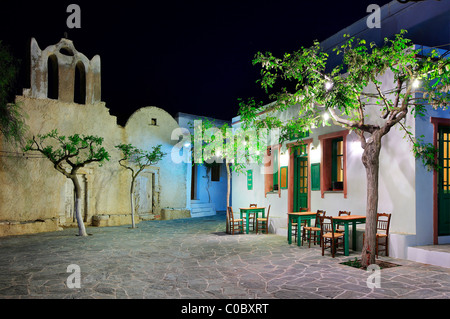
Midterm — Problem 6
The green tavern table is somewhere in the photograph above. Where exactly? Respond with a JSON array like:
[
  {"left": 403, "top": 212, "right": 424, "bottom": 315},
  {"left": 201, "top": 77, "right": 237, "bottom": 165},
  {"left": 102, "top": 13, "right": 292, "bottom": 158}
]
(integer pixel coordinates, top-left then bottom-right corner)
[
  {"left": 240, "top": 207, "right": 266, "bottom": 234},
  {"left": 287, "top": 212, "right": 317, "bottom": 246},
  {"left": 333, "top": 215, "right": 366, "bottom": 256}
]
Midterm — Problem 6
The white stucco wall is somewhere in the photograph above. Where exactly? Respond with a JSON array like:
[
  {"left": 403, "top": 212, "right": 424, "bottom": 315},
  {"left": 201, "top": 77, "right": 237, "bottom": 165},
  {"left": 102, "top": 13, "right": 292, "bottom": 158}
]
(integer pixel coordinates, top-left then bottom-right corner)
[
  {"left": 414, "top": 106, "right": 450, "bottom": 246},
  {"left": 125, "top": 107, "right": 188, "bottom": 210},
  {"left": 232, "top": 124, "right": 417, "bottom": 232}
]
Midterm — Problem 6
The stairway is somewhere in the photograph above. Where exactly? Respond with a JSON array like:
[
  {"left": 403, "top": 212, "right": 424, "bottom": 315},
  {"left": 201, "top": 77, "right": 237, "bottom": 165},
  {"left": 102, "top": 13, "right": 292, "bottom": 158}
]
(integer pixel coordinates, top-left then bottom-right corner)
[{"left": 190, "top": 200, "right": 216, "bottom": 218}]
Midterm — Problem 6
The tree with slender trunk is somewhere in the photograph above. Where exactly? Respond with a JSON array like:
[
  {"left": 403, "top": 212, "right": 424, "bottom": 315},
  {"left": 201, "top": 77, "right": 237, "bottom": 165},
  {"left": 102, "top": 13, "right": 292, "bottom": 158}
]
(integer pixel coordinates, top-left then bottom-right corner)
[
  {"left": 239, "top": 30, "right": 450, "bottom": 266},
  {"left": 191, "top": 117, "right": 266, "bottom": 233},
  {"left": 24, "top": 130, "right": 110, "bottom": 236},
  {"left": 116, "top": 144, "right": 166, "bottom": 229}
]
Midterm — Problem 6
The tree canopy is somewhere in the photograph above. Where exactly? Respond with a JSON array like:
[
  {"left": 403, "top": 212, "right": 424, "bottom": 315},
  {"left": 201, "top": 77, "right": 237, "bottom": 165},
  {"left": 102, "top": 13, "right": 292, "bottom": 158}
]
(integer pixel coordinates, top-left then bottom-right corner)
[
  {"left": 24, "top": 129, "right": 110, "bottom": 177},
  {"left": 116, "top": 143, "right": 166, "bottom": 176},
  {"left": 239, "top": 30, "right": 450, "bottom": 169},
  {"left": 0, "top": 41, "right": 26, "bottom": 145}
]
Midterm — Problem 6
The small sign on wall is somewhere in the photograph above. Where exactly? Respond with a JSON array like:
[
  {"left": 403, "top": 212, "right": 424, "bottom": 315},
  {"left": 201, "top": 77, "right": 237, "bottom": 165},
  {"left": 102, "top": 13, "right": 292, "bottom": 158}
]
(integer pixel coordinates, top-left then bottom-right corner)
[{"left": 247, "top": 170, "right": 253, "bottom": 190}]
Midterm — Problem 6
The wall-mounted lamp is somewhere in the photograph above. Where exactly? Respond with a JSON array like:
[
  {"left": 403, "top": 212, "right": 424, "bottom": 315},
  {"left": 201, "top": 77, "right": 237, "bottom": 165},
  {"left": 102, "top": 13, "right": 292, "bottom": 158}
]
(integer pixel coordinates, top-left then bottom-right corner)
[
  {"left": 310, "top": 141, "right": 321, "bottom": 163},
  {"left": 280, "top": 151, "right": 290, "bottom": 167}
]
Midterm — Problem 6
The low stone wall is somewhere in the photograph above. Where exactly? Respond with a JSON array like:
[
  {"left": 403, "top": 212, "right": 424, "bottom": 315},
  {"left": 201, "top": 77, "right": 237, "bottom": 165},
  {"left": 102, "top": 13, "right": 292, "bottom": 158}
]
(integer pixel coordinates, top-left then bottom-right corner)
[
  {"left": 160, "top": 209, "right": 191, "bottom": 220},
  {"left": 91, "top": 209, "right": 191, "bottom": 227},
  {"left": 0, "top": 219, "right": 62, "bottom": 237},
  {"left": 0, "top": 210, "right": 193, "bottom": 237},
  {"left": 92, "top": 214, "right": 140, "bottom": 227}
]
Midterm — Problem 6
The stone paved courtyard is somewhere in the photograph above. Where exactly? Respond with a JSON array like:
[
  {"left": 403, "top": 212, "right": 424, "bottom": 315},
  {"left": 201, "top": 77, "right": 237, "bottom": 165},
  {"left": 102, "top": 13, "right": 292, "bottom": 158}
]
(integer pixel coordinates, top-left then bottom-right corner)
[{"left": 0, "top": 212, "right": 449, "bottom": 299}]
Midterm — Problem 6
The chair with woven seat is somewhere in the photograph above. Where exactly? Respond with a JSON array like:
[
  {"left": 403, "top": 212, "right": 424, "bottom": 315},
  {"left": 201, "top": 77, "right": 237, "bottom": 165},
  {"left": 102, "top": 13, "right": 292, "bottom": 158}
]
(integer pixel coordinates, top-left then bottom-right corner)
[
  {"left": 362, "top": 213, "right": 392, "bottom": 257},
  {"left": 227, "top": 206, "right": 244, "bottom": 235},
  {"left": 320, "top": 216, "right": 345, "bottom": 258},
  {"left": 289, "top": 207, "right": 307, "bottom": 242},
  {"left": 256, "top": 205, "right": 271, "bottom": 234},
  {"left": 335, "top": 211, "right": 351, "bottom": 233},
  {"left": 302, "top": 210, "right": 326, "bottom": 247},
  {"left": 376, "top": 213, "right": 391, "bottom": 257},
  {"left": 242, "top": 203, "right": 257, "bottom": 231}
]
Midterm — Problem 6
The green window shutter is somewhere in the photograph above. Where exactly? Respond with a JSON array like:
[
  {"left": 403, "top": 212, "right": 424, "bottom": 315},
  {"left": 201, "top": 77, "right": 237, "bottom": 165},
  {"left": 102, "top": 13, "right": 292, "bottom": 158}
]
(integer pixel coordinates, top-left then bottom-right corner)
[
  {"left": 311, "top": 163, "right": 320, "bottom": 191},
  {"left": 280, "top": 166, "right": 288, "bottom": 189},
  {"left": 290, "top": 131, "right": 310, "bottom": 141},
  {"left": 273, "top": 149, "right": 279, "bottom": 190},
  {"left": 331, "top": 137, "right": 344, "bottom": 188}
]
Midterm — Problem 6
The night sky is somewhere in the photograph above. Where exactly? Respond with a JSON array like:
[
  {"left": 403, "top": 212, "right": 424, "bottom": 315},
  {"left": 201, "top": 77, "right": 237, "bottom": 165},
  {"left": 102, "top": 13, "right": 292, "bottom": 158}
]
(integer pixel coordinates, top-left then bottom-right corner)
[{"left": 1, "top": 0, "right": 393, "bottom": 126}]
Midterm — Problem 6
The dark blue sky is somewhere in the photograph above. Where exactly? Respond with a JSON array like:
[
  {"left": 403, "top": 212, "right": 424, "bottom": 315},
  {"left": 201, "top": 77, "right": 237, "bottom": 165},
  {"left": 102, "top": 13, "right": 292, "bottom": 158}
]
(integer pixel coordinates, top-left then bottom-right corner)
[{"left": 1, "top": 0, "right": 394, "bottom": 125}]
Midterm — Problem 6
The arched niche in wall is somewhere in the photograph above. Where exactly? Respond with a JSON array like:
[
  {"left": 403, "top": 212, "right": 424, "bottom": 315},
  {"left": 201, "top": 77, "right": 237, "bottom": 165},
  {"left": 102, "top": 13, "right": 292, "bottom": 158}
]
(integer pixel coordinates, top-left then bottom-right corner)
[
  {"left": 74, "top": 61, "right": 86, "bottom": 105},
  {"left": 47, "top": 55, "right": 59, "bottom": 100}
]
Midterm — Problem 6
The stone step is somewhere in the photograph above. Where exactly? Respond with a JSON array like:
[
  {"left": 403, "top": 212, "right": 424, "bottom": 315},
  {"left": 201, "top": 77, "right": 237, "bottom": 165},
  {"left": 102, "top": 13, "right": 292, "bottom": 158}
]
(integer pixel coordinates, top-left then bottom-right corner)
[
  {"left": 407, "top": 245, "right": 450, "bottom": 268},
  {"left": 190, "top": 201, "right": 216, "bottom": 218},
  {"left": 191, "top": 203, "right": 215, "bottom": 209},
  {"left": 191, "top": 211, "right": 216, "bottom": 218}
]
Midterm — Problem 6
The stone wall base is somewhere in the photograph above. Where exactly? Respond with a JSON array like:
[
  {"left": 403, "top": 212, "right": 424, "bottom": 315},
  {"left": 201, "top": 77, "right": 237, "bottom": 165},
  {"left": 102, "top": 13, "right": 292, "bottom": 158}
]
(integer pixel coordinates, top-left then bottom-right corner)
[
  {"left": 92, "top": 214, "right": 140, "bottom": 227},
  {"left": 0, "top": 219, "right": 62, "bottom": 237},
  {"left": 160, "top": 209, "right": 191, "bottom": 220},
  {"left": 0, "top": 209, "right": 193, "bottom": 237}
]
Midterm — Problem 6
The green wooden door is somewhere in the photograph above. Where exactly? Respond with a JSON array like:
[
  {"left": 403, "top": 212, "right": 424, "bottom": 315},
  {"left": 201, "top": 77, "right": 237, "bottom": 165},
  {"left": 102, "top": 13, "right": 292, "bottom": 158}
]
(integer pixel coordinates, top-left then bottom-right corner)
[
  {"left": 294, "top": 154, "right": 308, "bottom": 212},
  {"left": 438, "top": 127, "right": 450, "bottom": 236}
]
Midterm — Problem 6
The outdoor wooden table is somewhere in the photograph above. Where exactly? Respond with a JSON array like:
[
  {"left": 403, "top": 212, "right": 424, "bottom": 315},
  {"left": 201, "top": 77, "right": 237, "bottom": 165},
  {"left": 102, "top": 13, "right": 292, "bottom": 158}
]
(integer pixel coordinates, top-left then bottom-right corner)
[
  {"left": 240, "top": 207, "right": 266, "bottom": 234},
  {"left": 287, "top": 212, "right": 317, "bottom": 246},
  {"left": 333, "top": 215, "right": 366, "bottom": 256}
]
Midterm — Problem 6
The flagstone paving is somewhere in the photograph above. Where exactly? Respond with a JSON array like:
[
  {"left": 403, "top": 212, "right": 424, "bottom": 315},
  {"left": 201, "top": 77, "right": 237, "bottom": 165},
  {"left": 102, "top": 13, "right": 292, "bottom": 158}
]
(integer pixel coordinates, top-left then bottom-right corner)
[{"left": 0, "top": 212, "right": 449, "bottom": 299}]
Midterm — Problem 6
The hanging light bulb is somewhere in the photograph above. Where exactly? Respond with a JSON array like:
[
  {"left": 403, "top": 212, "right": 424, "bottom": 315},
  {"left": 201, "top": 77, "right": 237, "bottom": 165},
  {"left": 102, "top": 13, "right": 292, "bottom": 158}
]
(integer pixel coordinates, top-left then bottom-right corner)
[
  {"left": 413, "top": 78, "right": 421, "bottom": 88},
  {"left": 325, "top": 81, "right": 334, "bottom": 91}
]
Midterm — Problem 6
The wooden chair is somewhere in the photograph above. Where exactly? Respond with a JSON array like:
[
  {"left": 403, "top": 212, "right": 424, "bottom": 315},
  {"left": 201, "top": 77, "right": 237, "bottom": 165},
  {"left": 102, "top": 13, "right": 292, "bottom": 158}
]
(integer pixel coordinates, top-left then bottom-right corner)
[
  {"left": 256, "top": 205, "right": 271, "bottom": 234},
  {"left": 335, "top": 211, "right": 351, "bottom": 233},
  {"left": 289, "top": 207, "right": 307, "bottom": 242},
  {"left": 243, "top": 203, "right": 257, "bottom": 231},
  {"left": 320, "top": 216, "right": 345, "bottom": 258},
  {"left": 376, "top": 213, "right": 391, "bottom": 257},
  {"left": 302, "top": 210, "right": 326, "bottom": 247},
  {"left": 227, "top": 206, "right": 244, "bottom": 235},
  {"left": 362, "top": 213, "right": 392, "bottom": 257}
]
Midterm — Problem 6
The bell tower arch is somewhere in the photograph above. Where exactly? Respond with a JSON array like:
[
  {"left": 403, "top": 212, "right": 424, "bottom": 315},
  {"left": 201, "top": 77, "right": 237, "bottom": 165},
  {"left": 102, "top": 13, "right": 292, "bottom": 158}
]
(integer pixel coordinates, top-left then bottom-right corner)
[{"left": 27, "top": 37, "right": 101, "bottom": 105}]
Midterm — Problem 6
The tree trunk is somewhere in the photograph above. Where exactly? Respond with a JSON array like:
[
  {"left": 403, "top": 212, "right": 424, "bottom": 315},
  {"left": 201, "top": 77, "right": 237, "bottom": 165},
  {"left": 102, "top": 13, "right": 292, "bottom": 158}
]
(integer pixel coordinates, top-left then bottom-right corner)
[
  {"left": 361, "top": 134, "right": 382, "bottom": 267},
  {"left": 72, "top": 175, "right": 88, "bottom": 237},
  {"left": 204, "top": 168, "right": 212, "bottom": 203},
  {"left": 226, "top": 162, "right": 231, "bottom": 234},
  {"left": 130, "top": 176, "right": 137, "bottom": 229}
]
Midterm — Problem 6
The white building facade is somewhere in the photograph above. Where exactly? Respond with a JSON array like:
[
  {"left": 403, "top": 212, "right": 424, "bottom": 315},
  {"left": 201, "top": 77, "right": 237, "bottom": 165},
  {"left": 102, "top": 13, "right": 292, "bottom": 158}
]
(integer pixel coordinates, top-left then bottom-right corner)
[{"left": 231, "top": 0, "right": 450, "bottom": 265}]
